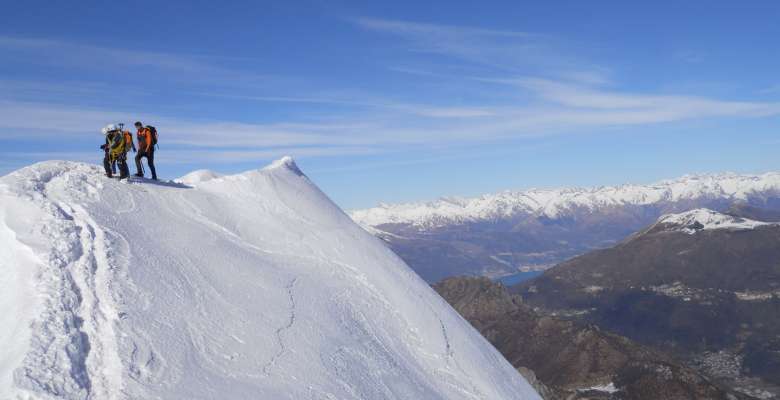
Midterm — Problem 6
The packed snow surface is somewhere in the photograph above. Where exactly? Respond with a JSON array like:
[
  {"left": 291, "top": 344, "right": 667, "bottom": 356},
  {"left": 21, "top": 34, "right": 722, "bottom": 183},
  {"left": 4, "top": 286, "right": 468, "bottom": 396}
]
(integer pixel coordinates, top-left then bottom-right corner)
[
  {"left": 176, "top": 169, "right": 223, "bottom": 185},
  {"left": 656, "top": 208, "right": 774, "bottom": 234},
  {"left": 350, "top": 172, "right": 780, "bottom": 228},
  {"left": 0, "top": 159, "right": 540, "bottom": 400}
]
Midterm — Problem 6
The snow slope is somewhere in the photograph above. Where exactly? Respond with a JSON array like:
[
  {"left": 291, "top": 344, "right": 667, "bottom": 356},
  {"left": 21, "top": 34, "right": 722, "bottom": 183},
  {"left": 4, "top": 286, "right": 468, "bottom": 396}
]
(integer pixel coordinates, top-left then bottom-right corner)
[
  {"left": 0, "top": 158, "right": 540, "bottom": 400},
  {"left": 350, "top": 172, "right": 780, "bottom": 228},
  {"left": 176, "top": 169, "right": 224, "bottom": 186},
  {"left": 656, "top": 208, "right": 775, "bottom": 234}
]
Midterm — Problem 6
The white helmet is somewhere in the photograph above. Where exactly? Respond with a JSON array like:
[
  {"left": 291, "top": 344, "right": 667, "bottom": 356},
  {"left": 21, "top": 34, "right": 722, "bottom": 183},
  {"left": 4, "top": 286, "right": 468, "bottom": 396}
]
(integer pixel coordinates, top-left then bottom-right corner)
[{"left": 102, "top": 123, "right": 118, "bottom": 135}]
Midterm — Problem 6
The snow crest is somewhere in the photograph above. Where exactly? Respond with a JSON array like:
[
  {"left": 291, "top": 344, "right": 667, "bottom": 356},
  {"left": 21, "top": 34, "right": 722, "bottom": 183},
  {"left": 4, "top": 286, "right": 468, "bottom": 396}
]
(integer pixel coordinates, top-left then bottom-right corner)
[
  {"left": 656, "top": 208, "right": 773, "bottom": 234},
  {"left": 350, "top": 172, "right": 780, "bottom": 228},
  {"left": 0, "top": 159, "right": 539, "bottom": 400},
  {"left": 176, "top": 169, "right": 223, "bottom": 185}
]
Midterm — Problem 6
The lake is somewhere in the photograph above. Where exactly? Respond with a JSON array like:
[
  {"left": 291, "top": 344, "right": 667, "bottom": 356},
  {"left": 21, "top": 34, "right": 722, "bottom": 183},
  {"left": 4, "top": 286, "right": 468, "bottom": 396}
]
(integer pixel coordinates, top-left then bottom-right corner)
[{"left": 496, "top": 270, "right": 544, "bottom": 286}]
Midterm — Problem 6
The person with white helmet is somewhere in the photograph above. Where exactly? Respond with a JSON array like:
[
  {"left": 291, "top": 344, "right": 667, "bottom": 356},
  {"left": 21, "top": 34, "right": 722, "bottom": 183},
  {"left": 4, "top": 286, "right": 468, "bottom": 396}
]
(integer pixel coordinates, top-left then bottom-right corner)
[
  {"left": 100, "top": 125, "right": 117, "bottom": 175},
  {"left": 100, "top": 123, "right": 131, "bottom": 179}
]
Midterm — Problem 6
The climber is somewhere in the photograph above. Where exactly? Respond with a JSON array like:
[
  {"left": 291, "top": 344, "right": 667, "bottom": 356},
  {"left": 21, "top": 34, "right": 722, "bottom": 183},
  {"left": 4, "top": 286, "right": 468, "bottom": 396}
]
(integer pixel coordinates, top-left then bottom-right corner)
[
  {"left": 133, "top": 121, "right": 158, "bottom": 180},
  {"left": 101, "top": 123, "right": 131, "bottom": 179}
]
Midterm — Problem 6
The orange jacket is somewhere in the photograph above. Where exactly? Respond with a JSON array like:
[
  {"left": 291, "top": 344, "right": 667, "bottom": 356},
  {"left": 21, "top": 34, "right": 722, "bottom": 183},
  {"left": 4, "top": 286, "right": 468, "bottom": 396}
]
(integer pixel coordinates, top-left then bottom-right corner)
[{"left": 137, "top": 127, "right": 153, "bottom": 152}]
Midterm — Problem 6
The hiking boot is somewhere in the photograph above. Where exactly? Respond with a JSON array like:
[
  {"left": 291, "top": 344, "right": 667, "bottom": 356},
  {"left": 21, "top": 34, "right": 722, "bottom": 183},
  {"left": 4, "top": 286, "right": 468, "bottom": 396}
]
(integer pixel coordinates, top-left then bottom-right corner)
[{"left": 134, "top": 173, "right": 144, "bottom": 177}]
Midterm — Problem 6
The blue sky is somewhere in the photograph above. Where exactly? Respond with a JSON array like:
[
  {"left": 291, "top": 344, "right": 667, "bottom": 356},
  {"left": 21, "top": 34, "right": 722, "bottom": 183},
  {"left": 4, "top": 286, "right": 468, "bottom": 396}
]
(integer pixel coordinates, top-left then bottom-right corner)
[{"left": 1, "top": 1, "right": 779, "bottom": 209}]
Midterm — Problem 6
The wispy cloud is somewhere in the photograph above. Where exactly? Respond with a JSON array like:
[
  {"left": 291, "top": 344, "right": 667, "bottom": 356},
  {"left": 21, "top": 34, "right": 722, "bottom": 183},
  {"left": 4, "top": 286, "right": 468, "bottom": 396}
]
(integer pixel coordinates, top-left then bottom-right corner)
[
  {"left": 0, "top": 100, "right": 137, "bottom": 136},
  {"left": 0, "top": 79, "right": 139, "bottom": 97},
  {"left": 504, "top": 78, "right": 780, "bottom": 118},
  {"left": 0, "top": 36, "right": 273, "bottom": 88},
  {"left": 188, "top": 91, "right": 498, "bottom": 119},
  {"left": 354, "top": 17, "right": 603, "bottom": 80},
  {"left": 155, "top": 147, "right": 380, "bottom": 165},
  {"left": 354, "top": 18, "right": 533, "bottom": 47},
  {"left": 0, "top": 36, "right": 199, "bottom": 71},
  {"left": 354, "top": 18, "right": 780, "bottom": 126},
  {"left": 3, "top": 77, "right": 780, "bottom": 155},
  {"left": 3, "top": 23, "right": 780, "bottom": 167},
  {"left": 355, "top": 18, "right": 540, "bottom": 72}
]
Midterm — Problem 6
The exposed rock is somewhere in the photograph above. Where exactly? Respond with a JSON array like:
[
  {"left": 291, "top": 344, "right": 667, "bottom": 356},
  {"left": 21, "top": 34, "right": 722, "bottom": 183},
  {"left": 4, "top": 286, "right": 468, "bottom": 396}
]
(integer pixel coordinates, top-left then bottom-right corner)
[
  {"left": 435, "top": 277, "right": 740, "bottom": 400},
  {"left": 518, "top": 367, "right": 560, "bottom": 400},
  {"left": 517, "top": 209, "right": 780, "bottom": 397}
]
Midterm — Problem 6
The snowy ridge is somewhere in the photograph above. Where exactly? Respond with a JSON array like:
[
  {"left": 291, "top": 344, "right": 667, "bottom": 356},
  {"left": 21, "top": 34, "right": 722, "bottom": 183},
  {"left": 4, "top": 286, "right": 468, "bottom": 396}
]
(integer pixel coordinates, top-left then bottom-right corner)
[
  {"left": 176, "top": 169, "right": 223, "bottom": 185},
  {"left": 656, "top": 208, "right": 774, "bottom": 234},
  {"left": 350, "top": 172, "right": 780, "bottom": 228},
  {"left": 0, "top": 159, "right": 539, "bottom": 399}
]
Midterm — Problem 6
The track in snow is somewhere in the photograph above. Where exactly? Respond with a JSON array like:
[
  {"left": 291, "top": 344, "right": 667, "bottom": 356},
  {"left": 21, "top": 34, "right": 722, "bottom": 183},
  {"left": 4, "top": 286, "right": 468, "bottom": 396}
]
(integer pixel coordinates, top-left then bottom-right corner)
[{"left": 7, "top": 166, "right": 124, "bottom": 399}]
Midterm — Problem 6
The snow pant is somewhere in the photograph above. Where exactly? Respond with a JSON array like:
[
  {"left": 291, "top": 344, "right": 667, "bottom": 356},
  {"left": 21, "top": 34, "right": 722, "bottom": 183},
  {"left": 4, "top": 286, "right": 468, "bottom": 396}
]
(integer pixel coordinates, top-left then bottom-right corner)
[
  {"left": 104, "top": 152, "right": 129, "bottom": 179},
  {"left": 135, "top": 149, "right": 157, "bottom": 179}
]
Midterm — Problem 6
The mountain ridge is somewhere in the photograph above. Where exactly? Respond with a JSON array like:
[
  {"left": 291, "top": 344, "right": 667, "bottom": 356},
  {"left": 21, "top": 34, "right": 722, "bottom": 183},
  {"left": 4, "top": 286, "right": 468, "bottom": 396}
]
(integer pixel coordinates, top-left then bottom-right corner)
[
  {"left": 349, "top": 171, "right": 780, "bottom": 283},
  {"left": 351, "top": 172, "right": 780, "bottom": 229},
  {"left": 0, "top": 159, "right": 540, "bottom": 399},
  {"left": 517, "top": 207, "right": 780, "bottom": 397},
  {"left": 650, "top": 208, "right": 776, "bottom": 235}
]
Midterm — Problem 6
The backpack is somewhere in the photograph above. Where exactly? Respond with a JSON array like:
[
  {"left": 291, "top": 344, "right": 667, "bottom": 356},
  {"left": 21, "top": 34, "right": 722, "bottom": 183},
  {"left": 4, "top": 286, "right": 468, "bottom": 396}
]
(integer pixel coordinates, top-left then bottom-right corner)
[
  {"left": 109, "top": 131, "right": 127, "bottom": 159},
  {"left": 146, "top": 125, "right": 159, "bottom": 146}
]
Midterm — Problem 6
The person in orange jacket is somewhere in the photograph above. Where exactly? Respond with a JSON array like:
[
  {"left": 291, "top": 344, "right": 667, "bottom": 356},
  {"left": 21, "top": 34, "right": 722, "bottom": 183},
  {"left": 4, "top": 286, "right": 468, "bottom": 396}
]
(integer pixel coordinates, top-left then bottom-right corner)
[{"left": 133, "top": 121, "right": 158, "bottom": 180}]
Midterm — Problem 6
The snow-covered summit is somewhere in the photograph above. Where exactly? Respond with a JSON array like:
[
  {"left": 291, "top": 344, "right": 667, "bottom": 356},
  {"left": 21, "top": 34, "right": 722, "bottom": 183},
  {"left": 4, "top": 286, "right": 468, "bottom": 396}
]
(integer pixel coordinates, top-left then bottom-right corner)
[
  {"left": 263, "top": 155, "right": 303, "bottom": 175},
  {"left": 350, "top": 172, "right": 780, "bottom": 228},
  {"left": 0, "top": 159, "right": 539, "bottom": 399},
  {"left": 655, "top": 208, "right": 774, "bottom": 234}
]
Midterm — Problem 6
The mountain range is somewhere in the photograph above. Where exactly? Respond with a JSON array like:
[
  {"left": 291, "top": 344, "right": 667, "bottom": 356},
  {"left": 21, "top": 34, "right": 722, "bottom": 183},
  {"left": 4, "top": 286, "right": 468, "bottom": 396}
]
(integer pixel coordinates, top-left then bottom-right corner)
[{"left": 351, "top": 172, "right": 780, "bottom": 282}]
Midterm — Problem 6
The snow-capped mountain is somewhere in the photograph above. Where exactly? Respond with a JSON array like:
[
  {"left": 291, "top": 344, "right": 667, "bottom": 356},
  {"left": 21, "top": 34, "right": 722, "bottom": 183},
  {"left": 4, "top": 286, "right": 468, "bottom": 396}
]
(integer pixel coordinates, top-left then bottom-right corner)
[
  {"left": 351, "top": 172, "right": 780, "bottom": 229},
  {"left": 518, "top": 208, "right": 780, "bottom": 397},
  {"left": 349, "top": 172, "right": 780, "bottom": 283},
  {"left": 654, "top": 208, "right": 775, "bottom": 234},
  {"left": 0, "top": 158, "right": 540, "bottom": 400}
]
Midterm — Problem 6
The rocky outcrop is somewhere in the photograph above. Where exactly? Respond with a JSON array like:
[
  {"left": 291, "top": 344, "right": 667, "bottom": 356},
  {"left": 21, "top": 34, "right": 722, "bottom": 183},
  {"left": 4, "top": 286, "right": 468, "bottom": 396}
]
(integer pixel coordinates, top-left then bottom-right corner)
[{"left": 518, "top": 210, "right": 780, "bottom": 392}]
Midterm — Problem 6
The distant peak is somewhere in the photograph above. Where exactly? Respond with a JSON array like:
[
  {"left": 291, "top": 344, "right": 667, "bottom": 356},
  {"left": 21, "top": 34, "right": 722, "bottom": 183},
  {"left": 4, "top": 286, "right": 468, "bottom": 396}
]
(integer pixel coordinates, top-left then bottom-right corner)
[
  {"left": 656, "top": 208, "right": 772, "bottom": 234},
  {"left": 263, "top": 156, "right": 304, "bottom": 176}
]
